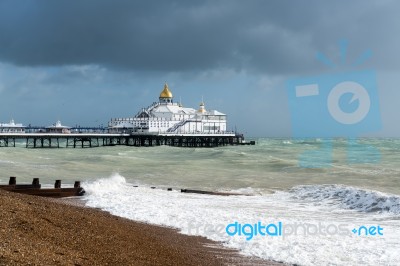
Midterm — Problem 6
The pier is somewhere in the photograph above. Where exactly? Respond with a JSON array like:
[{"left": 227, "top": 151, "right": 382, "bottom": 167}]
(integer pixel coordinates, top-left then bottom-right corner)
[
  {"left": 0, "top": 132, "right": 254, "bottom": 148},
  {"left": 0, "top": 84, "right": 257, "bottom": 148}
]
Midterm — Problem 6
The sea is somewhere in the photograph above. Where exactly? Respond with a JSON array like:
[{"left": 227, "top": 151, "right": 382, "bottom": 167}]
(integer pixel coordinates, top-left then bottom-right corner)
[{"left": 1, "top": 138, "right": 399, "bottom": 266}]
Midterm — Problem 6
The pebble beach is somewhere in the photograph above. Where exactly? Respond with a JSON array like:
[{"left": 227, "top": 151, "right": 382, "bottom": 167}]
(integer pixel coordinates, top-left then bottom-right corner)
[{"left": 0, "top": 189, "right": 279, "bottom": 266}]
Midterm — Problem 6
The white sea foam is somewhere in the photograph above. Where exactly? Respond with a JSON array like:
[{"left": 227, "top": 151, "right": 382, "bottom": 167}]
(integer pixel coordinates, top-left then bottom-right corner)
[
  {"left": 289, "top": 184, "right": 400, "bottom": 215},
  {"left": 223, "top": 187, "right": 267, "bottom": 195},
  {"left": 83, "top": 174, "right": 400, "bottom": 266},
  {"left": 0, "top": 159, "right": 15, "bottom": 164}
]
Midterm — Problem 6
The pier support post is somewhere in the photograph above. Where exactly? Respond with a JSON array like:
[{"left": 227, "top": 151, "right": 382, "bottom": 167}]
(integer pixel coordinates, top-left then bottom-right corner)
[
  {"left": 32, "top": 178, "right": 40, "bottom": 187},
  {"left": 55, "top": 180, "right": 61, "bottom": 188},
  {"left": 9, "top": 176, "right": 16, "bottom": 185}
]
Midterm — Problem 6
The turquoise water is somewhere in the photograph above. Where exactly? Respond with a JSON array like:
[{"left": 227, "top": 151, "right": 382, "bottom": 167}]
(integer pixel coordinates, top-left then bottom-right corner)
[{"left": 1, "top": 138, "right": 399, "bottom": 195}]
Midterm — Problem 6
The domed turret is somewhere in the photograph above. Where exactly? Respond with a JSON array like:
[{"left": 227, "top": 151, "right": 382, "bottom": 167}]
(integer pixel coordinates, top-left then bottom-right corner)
[
  {"left": 159, "top": 83, "right": 173, "bottom": 104},
  {"left": 198, "top": 101, "right": 206, "bottom": 113}
]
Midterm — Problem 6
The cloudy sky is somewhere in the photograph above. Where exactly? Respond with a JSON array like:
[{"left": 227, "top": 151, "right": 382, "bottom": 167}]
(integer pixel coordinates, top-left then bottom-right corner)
[{"left": 0, "top": 0, "right": 399, "bottom": 137}]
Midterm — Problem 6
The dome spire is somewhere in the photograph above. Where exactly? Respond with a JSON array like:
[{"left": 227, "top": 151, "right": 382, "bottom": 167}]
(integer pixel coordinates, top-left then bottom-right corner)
[
  {"left": 198, "top": 96, "right": 206, "bottom": 113},
  {"left": 160, "top": 82, "right": 173, "bottom": 98},
  {"left": 159, "top": 82, "right": 173, "bottom": 104}
]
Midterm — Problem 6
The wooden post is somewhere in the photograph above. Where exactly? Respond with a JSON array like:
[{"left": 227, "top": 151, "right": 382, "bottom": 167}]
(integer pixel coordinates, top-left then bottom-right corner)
[
  {"left": 55, "top": 180, "right": 61, "bottom": 188},
  {"left": 32, "top": 178, "right": 40, "bottom": 187},
  {"left": 74, "top": 181, "right": 81, "bottom": 188},
  {"left": 9, "top": 176, "right": 16, "bottom": 185}
]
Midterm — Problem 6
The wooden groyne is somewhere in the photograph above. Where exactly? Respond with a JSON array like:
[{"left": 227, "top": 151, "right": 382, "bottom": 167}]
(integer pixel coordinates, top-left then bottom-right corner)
[
  {"left": 180, "top": 189, "right": 247, "bottom": 196},
  {"left": 0, "top": 177, "right": 85, "bottom": 198},
  {"left": 133, "top": 186, "right": 251, "bottom": 196}
]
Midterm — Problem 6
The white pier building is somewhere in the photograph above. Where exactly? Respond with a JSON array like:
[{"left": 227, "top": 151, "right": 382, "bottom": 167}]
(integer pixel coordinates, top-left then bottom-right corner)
[
  {"left": 0, "top": 119, "right": 25, "bottom": 133},
  {"left": 46, "top": 120, "right": 71, "bottom": 134},
  {"left": 108, "top": 83, "right": 228, "bottom": 134}
]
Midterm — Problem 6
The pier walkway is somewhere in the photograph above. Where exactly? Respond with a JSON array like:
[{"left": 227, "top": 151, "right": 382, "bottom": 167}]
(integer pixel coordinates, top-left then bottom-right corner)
[{"left": 0, "top": 132, "right": 253, "bottom": 148}]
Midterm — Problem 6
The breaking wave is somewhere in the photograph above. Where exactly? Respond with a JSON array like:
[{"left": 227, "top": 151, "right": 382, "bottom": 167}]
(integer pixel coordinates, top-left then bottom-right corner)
[{"left": 289, "top": 184, "right": 400, "bottom": 215}]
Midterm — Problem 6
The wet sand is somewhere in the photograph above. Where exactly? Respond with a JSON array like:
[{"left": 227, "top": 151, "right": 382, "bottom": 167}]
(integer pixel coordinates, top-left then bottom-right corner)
[{"left": 0, "top": 190, "right": 282, "bottom": 265}]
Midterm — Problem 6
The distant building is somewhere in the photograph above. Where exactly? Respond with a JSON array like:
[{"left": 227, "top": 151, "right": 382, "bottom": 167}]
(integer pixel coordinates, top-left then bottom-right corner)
[
  {"left": 46, "top": 120, "right": 71, "bottom": 134},
  {"left": 108, "top": 83, "right": 228, "bottom": 134},
  {"left": 0, "top": 119, "right": 25, "bottom": 133}
]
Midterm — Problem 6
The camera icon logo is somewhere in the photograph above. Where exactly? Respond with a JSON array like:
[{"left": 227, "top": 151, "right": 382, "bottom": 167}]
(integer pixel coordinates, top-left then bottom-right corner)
[
  {"left": 286, "top": 41, "right": 382, "bottom": 167},
  {"left": 327, "top": 81, "right": 370, "bottom": 125},
  {"left": 287, "top": 70, "right": 381, "bottom": 138}
]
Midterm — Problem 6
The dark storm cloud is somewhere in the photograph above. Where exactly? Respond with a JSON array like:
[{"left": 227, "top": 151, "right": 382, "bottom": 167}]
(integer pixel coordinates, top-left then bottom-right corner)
[{"left": 0, "top": 0, "right": 399, "bottom": 74}]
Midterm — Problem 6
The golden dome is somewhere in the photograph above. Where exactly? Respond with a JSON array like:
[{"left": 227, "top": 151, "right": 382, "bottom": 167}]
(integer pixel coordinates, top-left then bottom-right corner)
[{"left": 159, "top": 83, "right": 173, "bottom": 98}]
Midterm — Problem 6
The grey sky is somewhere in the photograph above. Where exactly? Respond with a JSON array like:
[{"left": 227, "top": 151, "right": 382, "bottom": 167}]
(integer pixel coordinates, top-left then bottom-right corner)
[{"left": 0, "top": 0, "right": 399, "bottom": 137}]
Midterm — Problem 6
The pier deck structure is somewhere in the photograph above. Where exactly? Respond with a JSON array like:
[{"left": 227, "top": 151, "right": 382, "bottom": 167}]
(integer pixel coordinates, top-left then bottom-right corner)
[
  {"left": 0, "top": 84, "right": 256, "bottom": 148},
  {"left": 0, "top": 132, "right": 252, "bottom": 148}
]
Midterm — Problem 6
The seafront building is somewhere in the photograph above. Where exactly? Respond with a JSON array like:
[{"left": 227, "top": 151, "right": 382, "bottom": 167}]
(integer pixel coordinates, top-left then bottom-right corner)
[
  {"left": 45, "top": 120, "right": 71, "bottom": 134},
  {"left": 108, "top": 83, "right": 229, "bottom": 134},
  {"left": 0, "top": 119, "right": 25, "bottom": 133}
]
